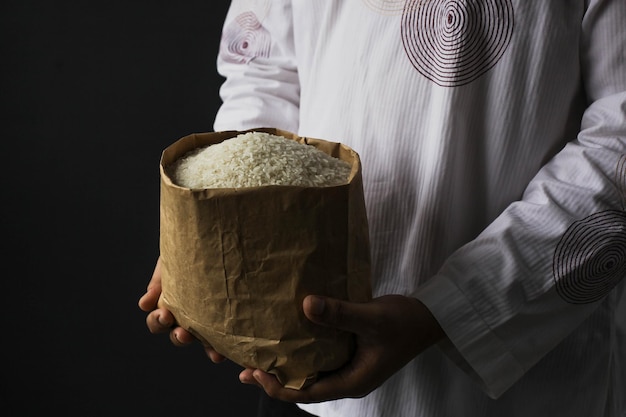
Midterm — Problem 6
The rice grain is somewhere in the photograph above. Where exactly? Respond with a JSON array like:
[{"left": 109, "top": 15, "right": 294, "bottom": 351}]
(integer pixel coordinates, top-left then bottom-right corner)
[{"left": 169, "top": 131, "right": 352, "bottom": 189}]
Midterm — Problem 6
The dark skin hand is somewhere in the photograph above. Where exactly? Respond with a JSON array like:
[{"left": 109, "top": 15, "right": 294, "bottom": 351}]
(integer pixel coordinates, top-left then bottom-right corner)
[
  {"left": 239, "top": 294, "right": 446, "bottom": 402},
  {"left": 138, "top": 258, "right": 226, "bottom": 363},
  {"left": 139, "top": 257, "right": 446, "bottom": 403}
]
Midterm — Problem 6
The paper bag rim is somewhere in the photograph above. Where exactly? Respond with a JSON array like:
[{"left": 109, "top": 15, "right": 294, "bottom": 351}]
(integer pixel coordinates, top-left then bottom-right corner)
[{"left": 159, "top": 127, "right": 362, "bottom": 193}]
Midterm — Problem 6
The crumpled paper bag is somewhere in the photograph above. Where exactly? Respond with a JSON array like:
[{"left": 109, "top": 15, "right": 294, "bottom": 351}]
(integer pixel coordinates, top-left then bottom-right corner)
[{"left": 158, "top": 128, "right": 372, "bottom": 389}]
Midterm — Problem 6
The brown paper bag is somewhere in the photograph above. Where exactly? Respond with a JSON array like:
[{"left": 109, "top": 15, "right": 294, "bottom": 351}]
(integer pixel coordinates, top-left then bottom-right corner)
[{"left": 158, "top": 128, "right": 372, "bottom": 389}]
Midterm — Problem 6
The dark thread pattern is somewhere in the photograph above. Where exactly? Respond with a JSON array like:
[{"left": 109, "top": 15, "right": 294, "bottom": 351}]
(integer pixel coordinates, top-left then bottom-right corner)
[
  {"left": 553, "top": 210, "right": 626, "bottom": 304},
  {"left": 401, "top": 0, "right": 514, "bottom": 86},
  {"left": 220, "top": 12, "right": 271, "bottom": 64}
]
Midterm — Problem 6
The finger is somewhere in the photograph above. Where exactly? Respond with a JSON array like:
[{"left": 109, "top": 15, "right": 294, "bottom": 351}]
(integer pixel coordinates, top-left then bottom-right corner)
[
  {"left": 302, "top": 295, "right": 379, "bottom": 336},
  {"left": 294, "top": 362, "right": 374, "bottom": 402},
  {"left": 138, "top": 288, "right": 159, "bottom": 312},
  {"left": 252, "top": 370, "right": 301, "bottom": 400},
  {"left": 138, "top": 258, "right": 163, "bottom": 311},
  {"left": 239, "top": 368, "right": 262, "bottom": 387},
  {"left": 204, "top": 346, "right": 227, "bottom": 363},
  {"left": 169, "top": 326, "right": 195, "bottom": 347},
  {"left": 251, "top": 369, "right": 355, "bottom": 404},
  {"left": 145, "top": 308, "right": 176, "bottom": 334}
]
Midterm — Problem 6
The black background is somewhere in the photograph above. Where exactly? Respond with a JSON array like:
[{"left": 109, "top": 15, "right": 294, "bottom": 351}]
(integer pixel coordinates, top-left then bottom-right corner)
[{"left": 1, "top": 1, "right": 260, "bottom": 415}]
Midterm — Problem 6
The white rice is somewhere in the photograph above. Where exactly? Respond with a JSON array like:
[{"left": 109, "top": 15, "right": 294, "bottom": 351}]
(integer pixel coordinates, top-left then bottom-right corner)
[{"left": 169, "top": 131, "right": 352, "bottom": 189}]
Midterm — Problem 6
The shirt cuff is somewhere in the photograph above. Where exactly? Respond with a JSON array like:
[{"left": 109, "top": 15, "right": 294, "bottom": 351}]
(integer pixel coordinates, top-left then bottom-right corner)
[{"left": 413, "top": 274, "right": 526, "bottom": 399}]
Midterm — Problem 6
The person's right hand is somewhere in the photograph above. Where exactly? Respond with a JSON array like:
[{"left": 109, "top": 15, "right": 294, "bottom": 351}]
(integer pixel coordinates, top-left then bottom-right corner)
[
  {"left": 239, "top": 294, "right": 445, "bottom": 403},
  {"left": 138, "top": 257, "right": 227, "bottom": 363}
]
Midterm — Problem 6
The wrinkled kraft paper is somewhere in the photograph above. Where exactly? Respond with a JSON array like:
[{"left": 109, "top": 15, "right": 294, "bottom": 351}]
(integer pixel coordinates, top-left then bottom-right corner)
[{"left": 158, "top": 128, "right": 372, "bottom": 389}]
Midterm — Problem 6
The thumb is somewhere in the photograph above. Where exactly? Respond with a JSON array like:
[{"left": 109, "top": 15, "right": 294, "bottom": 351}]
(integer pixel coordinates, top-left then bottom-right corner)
[{"left": 303, "top": 295, "right": 375, "bottom": 334}]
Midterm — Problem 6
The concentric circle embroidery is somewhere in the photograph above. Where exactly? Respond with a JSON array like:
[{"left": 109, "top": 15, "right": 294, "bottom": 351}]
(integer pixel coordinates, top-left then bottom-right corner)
[
  {"left": 362, "top": 0, "right": 406, "bottom": 15},
  {"left": 401, "top": 0, "right": 514, "bottom": 86},
  {"left": 220, "top": 11, "right": 271, "bottom": 64},
  {"left": 553, "top": 210, "right": 626, "bottom": 304}
]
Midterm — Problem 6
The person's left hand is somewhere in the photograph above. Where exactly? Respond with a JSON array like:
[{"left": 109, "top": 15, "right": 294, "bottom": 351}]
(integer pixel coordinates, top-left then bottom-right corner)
[
  {"left": 239, "top": 294, "right": 445, "bottom": 403},
  {"left": 138, "top": 257, "right": 227, "bottom": 363}
]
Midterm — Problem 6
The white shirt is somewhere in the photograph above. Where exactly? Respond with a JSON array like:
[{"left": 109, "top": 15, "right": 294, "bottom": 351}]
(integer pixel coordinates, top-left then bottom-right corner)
[{"left": 214, "top": 1, "right": 626, "bottom": 416}]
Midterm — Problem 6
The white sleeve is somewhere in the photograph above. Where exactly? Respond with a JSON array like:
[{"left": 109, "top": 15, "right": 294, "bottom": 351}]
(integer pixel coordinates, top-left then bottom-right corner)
[
  {"left": 213, "top": 0, "right": 300, "bottom": 133},
  {"left": 414, "top": 0, "right": 626, "bottom": 399}
]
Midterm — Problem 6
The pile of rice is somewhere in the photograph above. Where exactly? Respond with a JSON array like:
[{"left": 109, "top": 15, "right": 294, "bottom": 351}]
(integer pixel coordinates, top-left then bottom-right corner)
[{"left": 169, "top": 131, "right": 352, "bottom": 189}]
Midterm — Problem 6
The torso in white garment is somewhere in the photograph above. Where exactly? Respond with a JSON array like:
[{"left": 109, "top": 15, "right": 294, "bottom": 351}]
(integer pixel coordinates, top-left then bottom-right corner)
[{"left": 214, "top": 1, "right": 626, "bottom": 416}]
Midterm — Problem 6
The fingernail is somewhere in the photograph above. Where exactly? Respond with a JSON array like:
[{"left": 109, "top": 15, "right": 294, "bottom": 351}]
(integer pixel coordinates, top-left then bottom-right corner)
[
  {"left": 157, "top": 314, "right": 172, "bottom": 327},
  {"left": 310, "top": 296, "right": 326, "bottom": 315}
]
